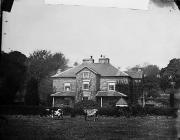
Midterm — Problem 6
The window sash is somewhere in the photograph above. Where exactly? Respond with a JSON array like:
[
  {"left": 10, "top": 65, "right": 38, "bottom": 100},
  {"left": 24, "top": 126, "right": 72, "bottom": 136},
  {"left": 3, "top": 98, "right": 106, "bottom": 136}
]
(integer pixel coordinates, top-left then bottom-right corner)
[
  {"left": 83, "top": 81, "right": 89, "bottom": 90},
  {"left": 108, "top": 82, "right": 115, "bottom": 91}
]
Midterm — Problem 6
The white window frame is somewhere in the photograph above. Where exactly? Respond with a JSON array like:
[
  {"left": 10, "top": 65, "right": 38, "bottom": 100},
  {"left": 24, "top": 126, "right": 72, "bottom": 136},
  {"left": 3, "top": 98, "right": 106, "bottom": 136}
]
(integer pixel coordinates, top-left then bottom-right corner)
[
  {"left": 64, "top": 83, "right": 71, "bottom": 91},
  {"left": 108, "top": 82, "right": 116, "bottom": 91},
  {"left": 83, "top": 71, "right": 90, "bottom": 79},
  {"left": 82, "top": 81, "right": 90, "bottom": 90}
]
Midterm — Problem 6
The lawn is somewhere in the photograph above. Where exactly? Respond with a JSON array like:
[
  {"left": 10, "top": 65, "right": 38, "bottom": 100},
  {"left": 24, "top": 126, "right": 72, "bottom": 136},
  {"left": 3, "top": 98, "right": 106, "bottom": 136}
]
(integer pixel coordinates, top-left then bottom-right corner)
[{"left": 0, "top": 115, "right": 178, "bottom": 140}]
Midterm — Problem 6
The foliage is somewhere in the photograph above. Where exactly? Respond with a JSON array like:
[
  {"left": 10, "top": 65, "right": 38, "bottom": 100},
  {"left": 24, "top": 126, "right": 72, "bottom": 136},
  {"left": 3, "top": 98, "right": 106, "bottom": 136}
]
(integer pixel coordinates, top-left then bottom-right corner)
[
  {"left": 160, "top": 75, "right": 171, "bottom": 93},
  {"left": 96, "top": 106, "right": 177, "bottom": 117},
  {"left": 127, "top": 64, "right": 160, "bottom": 98},
  {"left": 0, "top": 51, "right": 27, "bottom": 105},
  {"left": 73, "top": 62, "right": 79, "bottom": 66},
  {"left": 25, "top": 78, "right": 39, "bottom": 105},
  {"left": 115, "top": 80, "right": 135, "bottom": 104},
  {"left": 26, "top": 50, "right": 68, "bottom": 105},
  {"left": 28, "top": 50, "right": 68, "bottom": 82},
  {"left": 161, "top": 58, "right": 180, "bottom": 89},
  {"left": 74, "top": 100, "right": 100, "bottom": 109},
  {"left": 97, "top": 107, "right": 120, "bottom": 116}
]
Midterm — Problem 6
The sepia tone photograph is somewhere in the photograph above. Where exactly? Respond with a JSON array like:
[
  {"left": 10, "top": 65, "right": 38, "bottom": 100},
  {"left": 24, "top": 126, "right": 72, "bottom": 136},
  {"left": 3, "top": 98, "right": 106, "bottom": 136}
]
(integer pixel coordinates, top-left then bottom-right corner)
[{"left": 1, "top": 0, "right": 180, "bottom": 139}]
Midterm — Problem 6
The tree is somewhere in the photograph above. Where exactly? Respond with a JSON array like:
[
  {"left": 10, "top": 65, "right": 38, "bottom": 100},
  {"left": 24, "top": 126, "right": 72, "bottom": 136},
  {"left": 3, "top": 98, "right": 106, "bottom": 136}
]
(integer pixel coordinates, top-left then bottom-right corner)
[
  {"left": 161, "top": 58, "right": 180, "bottom": 89},
  {"left": 28, "top": 50, "right": 68, "bottom": 82},
  {"left": 160, "top": 58, "right": 180, "bottom": 108},
  {"left": 142, "top": 65, "right": 160, "bottom": 98},
  {"left": 25, "top": 77, "right": 39, "bottom": 105},
  {"left": 159, "top": 75, "right": 170, "bottom": 93},
  {"left": 73, "top": 62, "right": 79, "bottom": 67},
  {"left": 0, "top": 51, "right": 27, "bottom": 104},
  {"left": 127, "top": 64, "right": 160, "bottom": 98},
  {"left": 27, "top": 50, "right": 68, "bottom": 105}
]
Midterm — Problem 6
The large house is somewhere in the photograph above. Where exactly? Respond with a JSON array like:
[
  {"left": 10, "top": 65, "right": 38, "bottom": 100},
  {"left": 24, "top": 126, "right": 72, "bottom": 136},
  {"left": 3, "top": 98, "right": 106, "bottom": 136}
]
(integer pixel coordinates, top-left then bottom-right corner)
[{"left": 51, "top": 56, "right": 142, "bottom": 108}]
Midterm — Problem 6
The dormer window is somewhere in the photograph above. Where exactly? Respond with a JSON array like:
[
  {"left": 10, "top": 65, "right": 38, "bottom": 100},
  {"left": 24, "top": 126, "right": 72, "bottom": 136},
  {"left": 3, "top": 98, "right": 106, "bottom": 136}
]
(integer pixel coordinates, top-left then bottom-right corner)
[
  {"left": 83, "top": 71, "right": 90, "bottom": 79},
  {"left": 108, "top": 82, "right": 115, "bottom": 91},
  {"left": 64, "top": 83, "right": 71, "bottom": 91}
]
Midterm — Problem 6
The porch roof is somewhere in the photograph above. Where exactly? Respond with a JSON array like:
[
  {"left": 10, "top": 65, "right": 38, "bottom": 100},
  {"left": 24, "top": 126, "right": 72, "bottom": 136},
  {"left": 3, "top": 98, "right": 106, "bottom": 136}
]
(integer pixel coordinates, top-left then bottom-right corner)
[
  {"left": 96, "top": 91, "right": 127, "bottom": 97},
  {"left": 51, "top": 91, "right": 76, "bottom": 97}
]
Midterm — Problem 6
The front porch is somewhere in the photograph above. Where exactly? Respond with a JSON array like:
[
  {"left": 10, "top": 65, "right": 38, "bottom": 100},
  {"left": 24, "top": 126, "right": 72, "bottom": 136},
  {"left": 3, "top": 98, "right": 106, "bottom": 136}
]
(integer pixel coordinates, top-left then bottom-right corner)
[
  {"left": 51, "top": 91, "right": 76, "bottom": 107},
  {"left": 96, "top": 91, "right": 128, "bottom": 108}
]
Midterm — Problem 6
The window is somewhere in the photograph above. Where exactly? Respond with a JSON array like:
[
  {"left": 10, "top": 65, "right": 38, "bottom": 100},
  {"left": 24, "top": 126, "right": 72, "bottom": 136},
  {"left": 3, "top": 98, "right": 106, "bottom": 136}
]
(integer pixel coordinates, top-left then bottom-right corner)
[
  {"left": 108, "top": 82, "right": 115, "bottom": 91},
  {"left": 64, "top": 83, "right": 71, "bottom": 91},
  {"left": 82, "top": 81, "right": 89, "bottom": 90},
  {"left": 83, "top": 71, "right": 90, "bottom": 78}
]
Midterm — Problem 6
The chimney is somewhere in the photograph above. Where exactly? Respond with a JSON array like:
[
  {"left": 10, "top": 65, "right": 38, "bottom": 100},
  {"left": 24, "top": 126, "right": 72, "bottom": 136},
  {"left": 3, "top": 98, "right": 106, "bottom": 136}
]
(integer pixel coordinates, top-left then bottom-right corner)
[
  {"left": 82, "top": 56, "right": 94, "bottom": 64},
  {"left": 99, "top": 55, "right": 110, "bottom": 64}
]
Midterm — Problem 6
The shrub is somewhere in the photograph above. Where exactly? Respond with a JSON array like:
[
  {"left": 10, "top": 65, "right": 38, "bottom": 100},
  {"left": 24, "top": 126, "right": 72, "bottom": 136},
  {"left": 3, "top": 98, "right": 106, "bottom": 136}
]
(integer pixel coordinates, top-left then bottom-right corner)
[
  {"left": 74, "top": 100, "right": 99, "bottom": 109},
  {"left": 97, "top": 107, "right": 119, "bottom": 116}
]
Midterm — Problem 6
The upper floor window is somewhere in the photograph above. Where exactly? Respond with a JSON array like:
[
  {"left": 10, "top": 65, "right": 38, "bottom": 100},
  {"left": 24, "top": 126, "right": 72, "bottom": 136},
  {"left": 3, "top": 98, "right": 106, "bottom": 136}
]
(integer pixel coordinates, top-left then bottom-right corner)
[
  {"left": 82, "top": 81, "right": 90, "bottom": 90},
  {"left": 64, "top": 83, "right": 71, "bottom": 91},
  {"left": 83, "top": 71, "right": 90, "bottom": 79},
  {"left": 108, "top": 82, "right": 115, "bottom": 91}
]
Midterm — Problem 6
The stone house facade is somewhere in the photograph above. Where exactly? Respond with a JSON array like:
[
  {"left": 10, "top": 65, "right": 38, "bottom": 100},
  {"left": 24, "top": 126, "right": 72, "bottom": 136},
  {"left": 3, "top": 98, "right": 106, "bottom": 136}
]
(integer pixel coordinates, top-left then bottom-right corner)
[{"left": 51, "top": 56, "right": 142, "bottom": 108}]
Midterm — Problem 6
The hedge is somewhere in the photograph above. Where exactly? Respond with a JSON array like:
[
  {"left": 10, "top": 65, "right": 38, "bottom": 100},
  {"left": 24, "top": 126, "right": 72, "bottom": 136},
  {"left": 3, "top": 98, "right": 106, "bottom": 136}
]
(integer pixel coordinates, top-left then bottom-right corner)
[
  {"left": 0, "top": 105, "right": 178, "bottom": 117},
  {"left": 0, "top": 105, "right": 73, "bottom": 116}
]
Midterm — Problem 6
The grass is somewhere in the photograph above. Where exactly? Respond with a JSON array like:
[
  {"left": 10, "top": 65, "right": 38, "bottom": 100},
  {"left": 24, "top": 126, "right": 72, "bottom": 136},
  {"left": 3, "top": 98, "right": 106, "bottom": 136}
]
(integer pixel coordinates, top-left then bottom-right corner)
[{"left": 0, "top": 115, "right": 178, "bottom": 140}]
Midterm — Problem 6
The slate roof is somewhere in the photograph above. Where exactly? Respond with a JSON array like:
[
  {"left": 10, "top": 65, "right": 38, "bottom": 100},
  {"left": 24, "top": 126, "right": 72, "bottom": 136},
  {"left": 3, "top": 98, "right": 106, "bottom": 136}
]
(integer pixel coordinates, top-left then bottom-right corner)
[
  {"left": 52, "top": 63, "right": 129, "bottom": 78},
  {"left": 125, "top": 71, "right": 143, "bottom": 79},
  {"left": 51, "top": 91, "right": 76, "bottom": 97},
  {"left": 96, "top": 91, "right": 127, "bottom": 97}
]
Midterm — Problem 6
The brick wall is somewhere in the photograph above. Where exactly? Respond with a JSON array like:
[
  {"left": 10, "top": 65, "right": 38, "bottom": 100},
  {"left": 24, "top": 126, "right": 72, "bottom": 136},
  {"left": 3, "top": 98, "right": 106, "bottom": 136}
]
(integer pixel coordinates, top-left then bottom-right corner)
[{"left": 76, "top": 68, "right": 99, "bottom": 102}]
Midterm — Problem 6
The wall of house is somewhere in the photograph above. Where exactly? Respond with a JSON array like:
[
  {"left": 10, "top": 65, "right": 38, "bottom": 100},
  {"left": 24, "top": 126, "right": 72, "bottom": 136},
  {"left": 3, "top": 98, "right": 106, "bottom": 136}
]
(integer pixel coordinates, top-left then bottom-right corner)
[
  {"left": 76, "top": 68, "right": 99, "bottom": 102},
  {"left": 52, "top": 78, "right": 76, "bottom": 92},
  {"left": 100, "top": 77, "right": 130, "bottom": 91}
]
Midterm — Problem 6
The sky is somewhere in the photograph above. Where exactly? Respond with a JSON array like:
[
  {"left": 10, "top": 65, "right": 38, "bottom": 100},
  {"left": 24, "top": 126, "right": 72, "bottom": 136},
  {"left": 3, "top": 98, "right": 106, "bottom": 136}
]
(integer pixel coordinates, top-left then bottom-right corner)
[{"left": 2, "top": 0, "right": 180, "bottom": 70}]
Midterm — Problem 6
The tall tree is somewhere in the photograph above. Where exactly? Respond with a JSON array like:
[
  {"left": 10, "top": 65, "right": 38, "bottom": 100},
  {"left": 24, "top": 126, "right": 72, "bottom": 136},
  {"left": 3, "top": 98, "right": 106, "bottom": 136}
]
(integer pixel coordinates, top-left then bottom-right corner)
[
  {"left": 161, "top": 58, "right": 180, "bottom": 89},
  {"left": 28, "top": 50, "right": 68, "bottom": 82},
  {"left": 160, "top": 58, "right": 180, "bottom": 108},
  {"left": 26, "top": 50, "right": 68, "bottom": 105},
  {"left": 0, "top": 51, "right": 27, "bottom": 104},
  {"left": 127, "top": 64, "right": 160, "bottom": 98}
]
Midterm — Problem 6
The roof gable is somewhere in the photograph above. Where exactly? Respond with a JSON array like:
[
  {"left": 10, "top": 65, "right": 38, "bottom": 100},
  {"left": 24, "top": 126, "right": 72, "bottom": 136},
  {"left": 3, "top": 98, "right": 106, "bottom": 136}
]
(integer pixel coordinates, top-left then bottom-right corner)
[{"left": 75, "top": 67, "right": 98, "bottom": 75}]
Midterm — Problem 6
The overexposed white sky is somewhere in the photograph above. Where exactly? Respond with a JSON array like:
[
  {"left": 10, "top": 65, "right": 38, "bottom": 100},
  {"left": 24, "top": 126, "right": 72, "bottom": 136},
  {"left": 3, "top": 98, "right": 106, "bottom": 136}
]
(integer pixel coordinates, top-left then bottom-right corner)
[{"left": 2, "top": 0, "right": 180, "bottom": 70}]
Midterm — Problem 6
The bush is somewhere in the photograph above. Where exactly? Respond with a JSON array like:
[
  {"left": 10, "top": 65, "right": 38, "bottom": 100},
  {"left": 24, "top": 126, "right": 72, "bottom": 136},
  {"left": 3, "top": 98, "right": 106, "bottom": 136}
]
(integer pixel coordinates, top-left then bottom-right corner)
[
  {"left": 97, "top": 107, "right": 120, "bottom": 117},
  {"left": 74, "top": 100, "right": 99, "bottom": 109}
]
